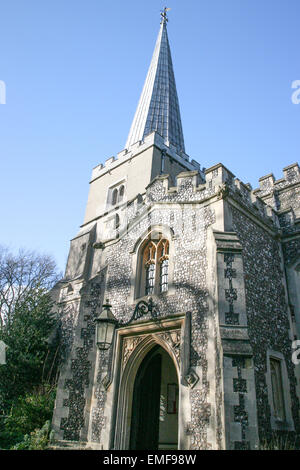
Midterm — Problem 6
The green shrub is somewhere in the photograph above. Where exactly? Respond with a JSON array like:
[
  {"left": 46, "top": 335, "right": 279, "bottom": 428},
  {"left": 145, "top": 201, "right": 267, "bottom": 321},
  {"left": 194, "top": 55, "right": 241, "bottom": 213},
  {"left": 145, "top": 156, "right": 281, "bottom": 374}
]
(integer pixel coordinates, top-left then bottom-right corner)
[
  {"left": 12, "top": 421, "right": 51, "bottom": 450},
  {"left": 0, "top": 386, "right": 56, "bottom": 449}
]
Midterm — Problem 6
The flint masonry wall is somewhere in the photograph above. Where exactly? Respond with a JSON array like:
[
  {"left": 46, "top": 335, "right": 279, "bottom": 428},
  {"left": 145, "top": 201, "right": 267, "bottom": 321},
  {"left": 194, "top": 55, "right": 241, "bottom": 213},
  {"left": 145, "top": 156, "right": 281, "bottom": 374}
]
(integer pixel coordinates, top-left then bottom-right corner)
[
  {"left": 52, "top": 170, "right": 219, "bottom": 449},
  {"left": 231, "top": 207, "right": 299, "bottom": 439},
  {"left": 253, "top": 162, "right": 300, "bottom": 233},
  {"left": 94, "top": 174, "right": 217, "bottom": 450},
  {"left": 52, "top": 160, "right": 300, "bottom": 449}
]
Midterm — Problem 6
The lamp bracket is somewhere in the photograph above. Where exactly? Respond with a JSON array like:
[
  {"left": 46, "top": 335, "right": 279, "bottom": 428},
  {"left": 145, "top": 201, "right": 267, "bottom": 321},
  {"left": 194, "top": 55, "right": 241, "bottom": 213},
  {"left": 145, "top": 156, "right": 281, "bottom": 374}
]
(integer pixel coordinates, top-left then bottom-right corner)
[{"left": 119, "top": 298, "right": 159, "bottom": 327}]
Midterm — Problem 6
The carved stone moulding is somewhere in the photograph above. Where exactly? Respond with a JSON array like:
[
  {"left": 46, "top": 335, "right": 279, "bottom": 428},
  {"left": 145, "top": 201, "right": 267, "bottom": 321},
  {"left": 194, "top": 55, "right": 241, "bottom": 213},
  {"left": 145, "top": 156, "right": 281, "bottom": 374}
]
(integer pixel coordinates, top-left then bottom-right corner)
[
  {"left": 119, "top": 314, "right": 185, "bottom": 373},
  {"left": 121, "top": 328, "right": 182, "bottom": 371},
  {"left": 184, "top": 369, "right": 199, "bottom": 389}
]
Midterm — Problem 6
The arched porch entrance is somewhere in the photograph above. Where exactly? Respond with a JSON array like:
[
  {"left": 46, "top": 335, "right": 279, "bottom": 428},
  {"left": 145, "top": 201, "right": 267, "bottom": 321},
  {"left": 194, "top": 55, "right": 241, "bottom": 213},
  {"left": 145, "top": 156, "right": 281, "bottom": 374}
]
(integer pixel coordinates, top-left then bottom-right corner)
[
  {"left": 129, "top": 345, "right": 178, "bottom": 450},
  {"left": 114, "top": 333, "right": 180, "bottom": 450}
]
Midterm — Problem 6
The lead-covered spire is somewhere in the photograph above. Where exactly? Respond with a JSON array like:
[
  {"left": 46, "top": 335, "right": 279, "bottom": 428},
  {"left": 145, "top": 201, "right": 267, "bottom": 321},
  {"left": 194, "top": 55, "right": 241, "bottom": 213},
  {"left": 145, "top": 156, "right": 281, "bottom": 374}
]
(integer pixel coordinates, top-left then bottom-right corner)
[{"left": 125, "top": 9, "right": 185, "bottom": 153}]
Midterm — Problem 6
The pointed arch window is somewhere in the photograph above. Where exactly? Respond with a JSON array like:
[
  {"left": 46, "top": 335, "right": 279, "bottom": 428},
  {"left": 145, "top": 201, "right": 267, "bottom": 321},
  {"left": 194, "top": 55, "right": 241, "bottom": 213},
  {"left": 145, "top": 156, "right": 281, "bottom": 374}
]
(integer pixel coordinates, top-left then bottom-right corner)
[{"left": 141, "top": 237, "right": 169, "bottom": 296}]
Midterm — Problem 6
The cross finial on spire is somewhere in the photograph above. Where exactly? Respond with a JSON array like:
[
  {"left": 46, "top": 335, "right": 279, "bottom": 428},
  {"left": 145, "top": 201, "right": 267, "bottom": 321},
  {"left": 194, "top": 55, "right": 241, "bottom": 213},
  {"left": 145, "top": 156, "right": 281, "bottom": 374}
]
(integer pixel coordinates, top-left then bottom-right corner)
[
  {"left": 125, "top": 6, "right": 185, "bottom": 153},
  {"left": 160, "top": 6, "right": 171, "bottom": 24}
]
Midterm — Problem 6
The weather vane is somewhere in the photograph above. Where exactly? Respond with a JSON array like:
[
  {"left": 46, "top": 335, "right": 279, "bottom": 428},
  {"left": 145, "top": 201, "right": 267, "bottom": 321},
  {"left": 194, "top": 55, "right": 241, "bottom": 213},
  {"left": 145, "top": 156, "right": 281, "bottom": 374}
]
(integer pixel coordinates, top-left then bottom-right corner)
[{"left": 160, "top": 6, "right": 171, "bottom": 24}]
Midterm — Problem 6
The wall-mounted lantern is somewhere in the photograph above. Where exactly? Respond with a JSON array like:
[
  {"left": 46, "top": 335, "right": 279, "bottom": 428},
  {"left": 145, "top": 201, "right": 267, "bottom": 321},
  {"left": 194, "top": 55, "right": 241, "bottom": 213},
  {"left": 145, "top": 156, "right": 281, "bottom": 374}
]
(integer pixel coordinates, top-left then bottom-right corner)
[
  {"left": 94, "top": 297, "right": 159, "bottom": 389},
  {"left": 95, "top": 299, "right": 118, "bottom": 350},
  {"left": 95, "top": 298, "right": 197, "bottom": 390}
]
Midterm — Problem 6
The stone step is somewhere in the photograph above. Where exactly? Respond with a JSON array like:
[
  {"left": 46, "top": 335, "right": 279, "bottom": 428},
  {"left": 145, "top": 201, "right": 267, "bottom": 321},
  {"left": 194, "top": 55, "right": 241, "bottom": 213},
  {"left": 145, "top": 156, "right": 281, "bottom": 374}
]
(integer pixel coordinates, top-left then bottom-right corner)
[{"left": 48, "top": 440, "right": 92, "bottom": 450}]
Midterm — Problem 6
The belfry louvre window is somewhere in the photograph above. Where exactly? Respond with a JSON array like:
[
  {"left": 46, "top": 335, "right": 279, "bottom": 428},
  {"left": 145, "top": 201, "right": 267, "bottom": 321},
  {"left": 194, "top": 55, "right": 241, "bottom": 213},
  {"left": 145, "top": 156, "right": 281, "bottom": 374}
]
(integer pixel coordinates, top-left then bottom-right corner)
[
  {"left": 270, "top": 358, "right": 286, "bottom": 421},
  {"left": 142, "top": 238, "right": 169, "bottom": 296},
  {"left": 112, "top": 188, "right": 118, "bottom": 206},
  {"left": 118, "top": 185, "right": 125, "bottom": 203},
  {"left": 107, "top": 182, "right": 126, "bottom": 208}
]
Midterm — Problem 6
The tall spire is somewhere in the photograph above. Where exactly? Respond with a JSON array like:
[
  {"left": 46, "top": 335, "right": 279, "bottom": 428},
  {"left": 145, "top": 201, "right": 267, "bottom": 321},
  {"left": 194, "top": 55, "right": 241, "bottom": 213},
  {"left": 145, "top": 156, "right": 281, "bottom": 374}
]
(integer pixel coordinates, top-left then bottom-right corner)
[{"left": 125, "top": 8, "right": 185, "bottom": 153}]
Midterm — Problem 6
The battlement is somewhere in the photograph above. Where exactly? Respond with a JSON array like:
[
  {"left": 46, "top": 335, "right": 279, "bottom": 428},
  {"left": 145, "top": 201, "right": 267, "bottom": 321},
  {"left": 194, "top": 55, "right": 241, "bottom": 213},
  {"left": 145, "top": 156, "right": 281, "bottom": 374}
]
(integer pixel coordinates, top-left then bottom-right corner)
[
  {"left": 90, "top": 131, "right": 204, "bottom": 183},
  {"left": 251, "top": 163, "right": 300, "bottom": 232},
  {"left": 254, "top": 163, "right": 300, "bottom": 196},
  {"left": 142, "top": 163, "right": 280, "bottom": 231},
  {"left": 85, "top": 160, "right": 299, "bottom": 235}
]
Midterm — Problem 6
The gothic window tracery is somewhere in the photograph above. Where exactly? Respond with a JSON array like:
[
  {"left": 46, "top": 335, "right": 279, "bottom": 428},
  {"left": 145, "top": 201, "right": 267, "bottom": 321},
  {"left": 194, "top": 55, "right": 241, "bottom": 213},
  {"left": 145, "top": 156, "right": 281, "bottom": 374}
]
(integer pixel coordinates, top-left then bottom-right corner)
[{"left": 141, "top": 237, "right": 169, "bottom": 296}]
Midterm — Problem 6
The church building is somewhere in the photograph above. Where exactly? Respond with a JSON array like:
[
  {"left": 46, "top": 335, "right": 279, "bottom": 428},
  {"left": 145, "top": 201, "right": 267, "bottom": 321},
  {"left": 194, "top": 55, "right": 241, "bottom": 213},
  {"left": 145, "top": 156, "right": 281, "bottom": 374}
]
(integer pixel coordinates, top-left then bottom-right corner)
[{"left": 51, "top": 10, "right": 300, "bottom": 450}]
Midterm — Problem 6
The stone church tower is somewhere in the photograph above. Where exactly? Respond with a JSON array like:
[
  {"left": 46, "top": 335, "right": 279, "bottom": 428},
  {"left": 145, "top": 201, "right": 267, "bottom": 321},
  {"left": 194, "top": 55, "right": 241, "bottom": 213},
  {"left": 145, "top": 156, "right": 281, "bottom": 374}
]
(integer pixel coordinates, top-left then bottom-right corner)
[{"left": 51, "top": 10, "right": 300, "bottom": 450}]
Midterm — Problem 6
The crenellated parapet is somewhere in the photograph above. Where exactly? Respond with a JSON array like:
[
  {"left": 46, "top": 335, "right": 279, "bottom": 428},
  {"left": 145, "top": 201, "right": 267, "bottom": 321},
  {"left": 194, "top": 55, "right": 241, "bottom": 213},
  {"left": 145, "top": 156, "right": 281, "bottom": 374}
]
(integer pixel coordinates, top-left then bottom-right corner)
[
  {"left": 254, "top": 163, "right": 300, "bottom": 196},
  {"left": 142, "top": 163, "right": 278, "bottom": 231},
  {"left": 254, "top": 163, "right": 300, "bottom": 198},
  {"left": 78, "top": 162, "right": 299, "bottom": 261},
  {"left": 90, "top": 131, "right": 204, "bottom": 183},
  {"left": 253, "top": 163, "right": 300, "bottom": 232}
]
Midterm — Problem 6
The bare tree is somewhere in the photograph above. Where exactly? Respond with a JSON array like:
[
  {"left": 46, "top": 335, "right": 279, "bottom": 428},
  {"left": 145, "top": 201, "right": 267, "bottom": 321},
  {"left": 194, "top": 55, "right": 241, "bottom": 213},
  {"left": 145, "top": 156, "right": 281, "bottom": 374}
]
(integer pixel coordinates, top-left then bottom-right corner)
[{"left": 0, "top": 246, "right": 61, "bottom": 328}]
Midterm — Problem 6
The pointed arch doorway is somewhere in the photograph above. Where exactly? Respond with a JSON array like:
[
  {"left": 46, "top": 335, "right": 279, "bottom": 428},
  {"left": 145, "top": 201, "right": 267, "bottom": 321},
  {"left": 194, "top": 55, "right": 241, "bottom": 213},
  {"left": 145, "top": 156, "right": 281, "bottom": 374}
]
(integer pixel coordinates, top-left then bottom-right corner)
[{"left": 129, "top": 345, "right": 179, "bottom": 450}]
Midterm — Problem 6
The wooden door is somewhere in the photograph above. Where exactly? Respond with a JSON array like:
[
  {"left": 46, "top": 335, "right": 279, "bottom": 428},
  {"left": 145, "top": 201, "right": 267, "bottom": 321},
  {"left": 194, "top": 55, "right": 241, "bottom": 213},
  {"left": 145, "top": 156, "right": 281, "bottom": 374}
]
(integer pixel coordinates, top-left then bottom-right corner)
[{"left": 129, "top": 347, "right": 162, "bottom": 450}]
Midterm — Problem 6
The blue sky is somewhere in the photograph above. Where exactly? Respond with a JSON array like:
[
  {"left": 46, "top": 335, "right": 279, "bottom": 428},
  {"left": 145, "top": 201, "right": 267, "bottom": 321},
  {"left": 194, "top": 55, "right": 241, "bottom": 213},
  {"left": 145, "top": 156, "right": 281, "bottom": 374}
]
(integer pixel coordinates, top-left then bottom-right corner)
[{"left": 0, "top": 0, "right": 299, "bottom": 273}]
